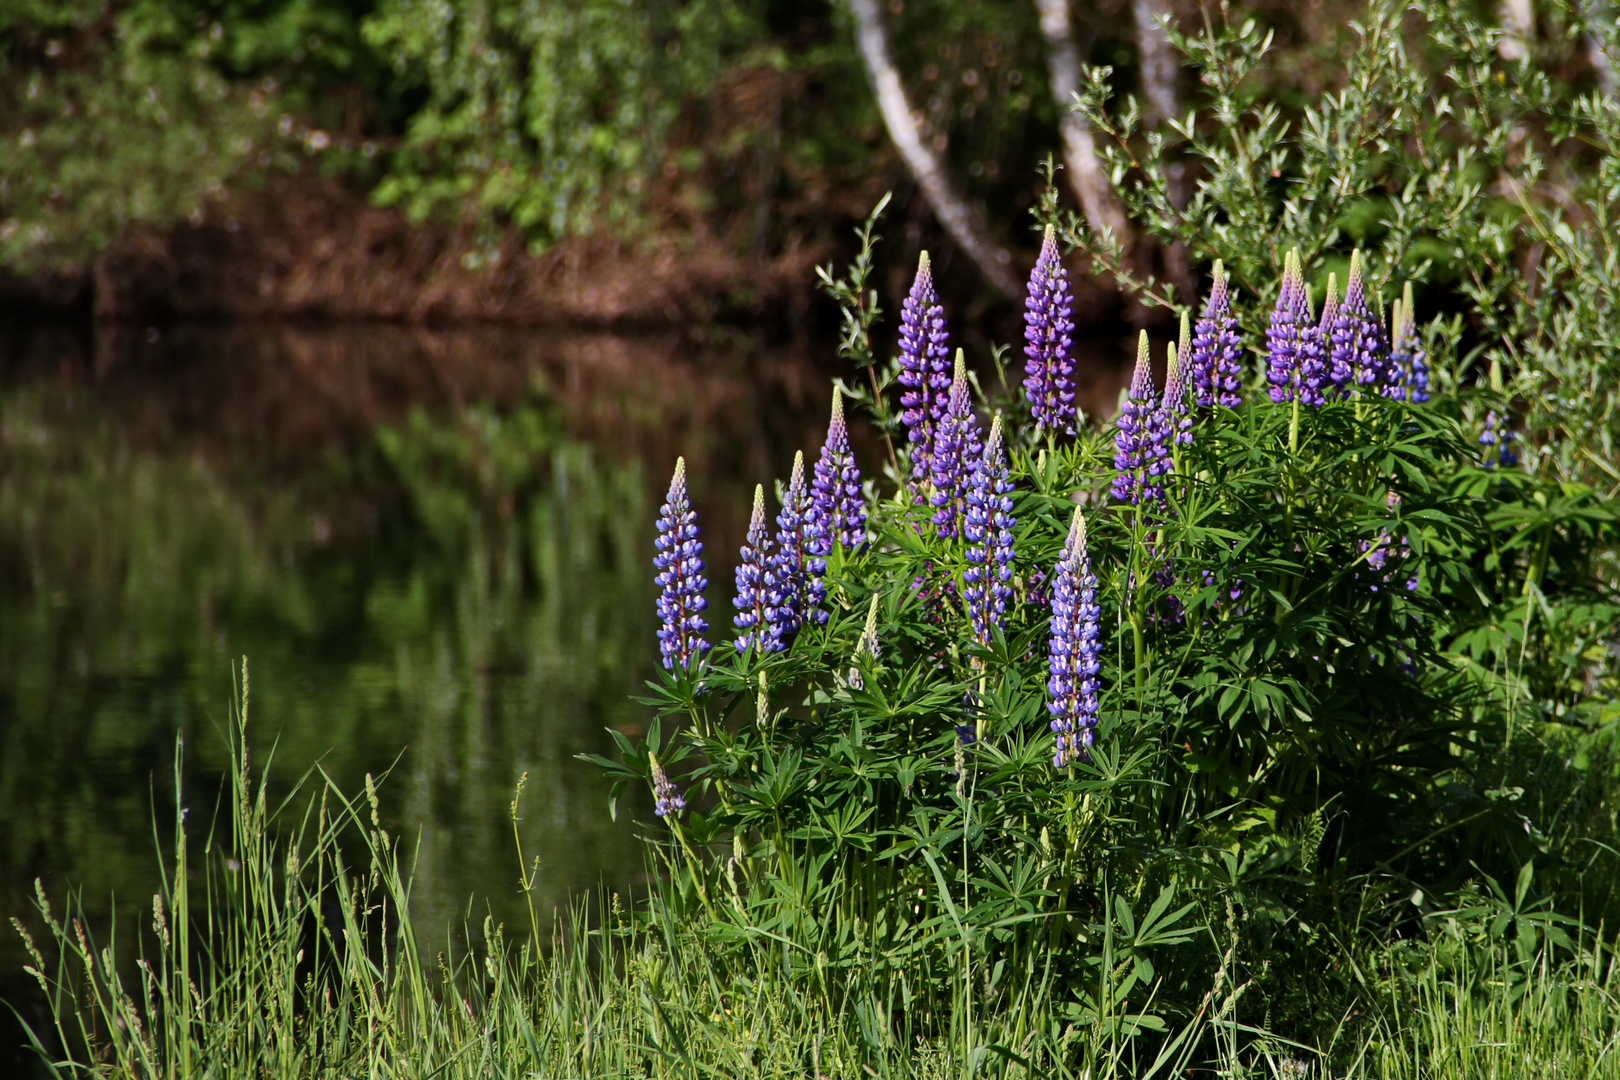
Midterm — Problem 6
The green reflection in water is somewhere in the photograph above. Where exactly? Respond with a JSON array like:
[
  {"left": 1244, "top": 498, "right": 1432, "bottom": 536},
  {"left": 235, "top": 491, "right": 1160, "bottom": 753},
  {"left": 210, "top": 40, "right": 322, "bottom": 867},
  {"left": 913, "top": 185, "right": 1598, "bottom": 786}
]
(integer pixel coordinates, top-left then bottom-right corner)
[
  {"left": 0, "top": 319, "right": 838, "bottom": 1073},
  {"left": 0, "top": 376, "right": 710, "bottom": 1063}
]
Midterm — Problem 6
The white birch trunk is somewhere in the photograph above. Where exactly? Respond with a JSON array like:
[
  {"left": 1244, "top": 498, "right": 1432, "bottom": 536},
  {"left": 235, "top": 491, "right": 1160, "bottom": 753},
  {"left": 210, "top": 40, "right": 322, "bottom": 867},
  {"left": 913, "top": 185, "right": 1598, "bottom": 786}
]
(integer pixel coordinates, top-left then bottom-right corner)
[
  {"left": 1498, "top": 0, "right": 1534, "bottom": 60},
  {"left": 1032, "top": 0, "right": 1129, "bottom": 245},
  {"left": 848, "top": 0, "right": 1020, "bottom": 297},
  {"left": 1586, "top": 0, "right": 1617, "bottom": 93},
  {"left": 1131, "top": 0, "right": 1179, "bottom": 130}
]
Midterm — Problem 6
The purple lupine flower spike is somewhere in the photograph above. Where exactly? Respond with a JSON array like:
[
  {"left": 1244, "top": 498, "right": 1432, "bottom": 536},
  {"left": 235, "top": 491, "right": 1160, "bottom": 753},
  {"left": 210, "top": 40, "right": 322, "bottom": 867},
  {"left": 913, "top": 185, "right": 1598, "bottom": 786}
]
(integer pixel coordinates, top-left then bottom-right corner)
[
  {"left": 1480, "top": 411, "right": 1519, "bottom": 469},
  {"left": 930, "top": 351, "right": 983, "bottom": 538},
  {"left": 1163, "top": 333, "right": 1193, "bottom": 447},
  {"left": 898, "top": 252, "right": 953, "bottom": 486},
  {"left": 1048, "top": 507, "right": 1101, "bottom": 768},
  {"left": 653, "top": 458, "right": 709, "bottom": 669},
  {"left": 1112, "top": 331, "right": 1173, "bottom": 506},
  {"left": 1023, "top": 224, "right": 1078, "bottom": 435},
  {"left": 649, "top": 753, "right": 685, "bottom": 818},
  {"left": 1332, "top": 252, "right": 1392, "bottom": 397},
  {"left": 1391, "top": 283, "right": 1429, "bottom": 403},
  {"left": 964, "top": 416, "right": 1016, "bottom": 646},
  {"left": 766, "top": 451, "right": 826, "bottom": 643},
  {"left": 1266, "top": 249, "right": 1327, "bottom": 406},
  {"left": 732, "top": 485, "right": 778, "bottom": 653},
  {"left": 1320, "top": 272, "right": 1348, "bottom": 395},
  {"left": 810, "top": 387, "right": 867, "bottom": 550},
  {"left": 1190, "top": 260, "right": 1244, "bottom": 409}
]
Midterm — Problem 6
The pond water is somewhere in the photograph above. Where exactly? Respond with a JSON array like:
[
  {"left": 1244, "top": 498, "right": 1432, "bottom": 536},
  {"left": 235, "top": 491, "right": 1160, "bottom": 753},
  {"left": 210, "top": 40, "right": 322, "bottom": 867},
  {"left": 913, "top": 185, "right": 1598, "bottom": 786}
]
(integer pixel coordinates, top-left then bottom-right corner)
[{"left": 0, "top": 316, "right": 1132, "bottom": 1072}]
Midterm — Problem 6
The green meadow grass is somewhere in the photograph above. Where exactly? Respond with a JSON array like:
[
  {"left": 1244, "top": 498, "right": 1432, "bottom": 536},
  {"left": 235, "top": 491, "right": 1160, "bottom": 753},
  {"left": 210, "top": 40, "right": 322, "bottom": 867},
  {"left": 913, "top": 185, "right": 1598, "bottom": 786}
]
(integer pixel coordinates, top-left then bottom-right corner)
[{"left": 10, "top": 681, "right": 1618, "bottom": 1080}]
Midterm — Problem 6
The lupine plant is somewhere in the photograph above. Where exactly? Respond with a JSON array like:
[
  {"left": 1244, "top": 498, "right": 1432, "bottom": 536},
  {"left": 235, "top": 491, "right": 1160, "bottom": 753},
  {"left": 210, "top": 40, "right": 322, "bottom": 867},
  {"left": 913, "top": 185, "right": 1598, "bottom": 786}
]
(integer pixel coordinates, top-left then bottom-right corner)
[
  {"left": 1266, "top": 248, "right": 1327, "bottom": 409},
  {"left": 613, "top": 214, "right": 1617, "bottom": 1072},
  {"left": 1023, "top": 224, "right": 1079, "bottom": 436},
  {"left": 653, "top": 457, "right": 709, "bottom": 669},
  {"left": 1112, "top": 331, "right": 1174, "bottom": 507},
  {"left": 766, "top": 451, "right": 826, "bottom": 639},
  {"left": 732, "top": 484, "right": 776, "bottom": 653},
  {"left": 1189, "top": 259, "right": 1245, "bottom": 409},
  {"left": 897, "top": 251, "right": 953, "bottom": 486},
  {"left": 963, "top": 416, "right": 1016, "bottom": 647},
  {"left": 810, "top": 387, "right": 868, "bottom": 550},
  {"left": 1330, "top": 252, "right": 1393, "bottom": 397},
  {"left": 1391, "top": 281, "right": 1430, "bottom": 404},
  {"left": 1047, "top": 506, "right": 1101, "bottom": 767},
  {"left": 929, "top": 352, "right": 983, "bottom": 537},
  {"left": 1163, "top": 321, "right": 1193, "bottom": 447}
]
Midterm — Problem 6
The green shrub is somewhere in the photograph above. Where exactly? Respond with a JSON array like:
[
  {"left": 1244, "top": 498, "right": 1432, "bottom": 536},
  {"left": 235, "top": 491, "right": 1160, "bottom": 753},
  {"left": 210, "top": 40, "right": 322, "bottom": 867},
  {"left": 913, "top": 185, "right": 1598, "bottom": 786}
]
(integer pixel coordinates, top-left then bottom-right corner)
[{"left": 1071, "top": 0, "right": 1620, "bottom": 486}]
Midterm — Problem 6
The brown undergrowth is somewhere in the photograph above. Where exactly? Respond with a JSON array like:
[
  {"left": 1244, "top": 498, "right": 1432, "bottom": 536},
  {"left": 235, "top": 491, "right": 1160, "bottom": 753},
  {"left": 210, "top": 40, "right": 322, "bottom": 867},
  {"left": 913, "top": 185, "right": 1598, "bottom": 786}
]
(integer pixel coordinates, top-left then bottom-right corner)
[{"left": 6, "top": 171, "right": 845, "bottom": 327}]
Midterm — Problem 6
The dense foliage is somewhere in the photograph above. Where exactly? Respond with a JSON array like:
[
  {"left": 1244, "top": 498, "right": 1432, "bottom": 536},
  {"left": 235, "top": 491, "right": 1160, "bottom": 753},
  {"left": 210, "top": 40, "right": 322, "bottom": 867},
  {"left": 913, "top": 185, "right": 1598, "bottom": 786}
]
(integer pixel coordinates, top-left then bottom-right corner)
[
  {"left": 1069, "top": 0, "right": 1620, "bottom": 484},
  {"left": 592, "top": 184, "right": 1618, "bottom": 1062}
]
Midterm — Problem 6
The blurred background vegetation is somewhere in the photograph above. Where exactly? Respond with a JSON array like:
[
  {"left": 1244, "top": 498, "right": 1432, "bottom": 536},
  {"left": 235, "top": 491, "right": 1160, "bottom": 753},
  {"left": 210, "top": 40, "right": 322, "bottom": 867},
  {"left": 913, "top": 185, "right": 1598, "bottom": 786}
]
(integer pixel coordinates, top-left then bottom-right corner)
[
  {"left": 4, "top": 0, "right": 1616, "bottom": 331},
  {"left": 0, "top": 0, "right": 1268, "bottom": 316}
]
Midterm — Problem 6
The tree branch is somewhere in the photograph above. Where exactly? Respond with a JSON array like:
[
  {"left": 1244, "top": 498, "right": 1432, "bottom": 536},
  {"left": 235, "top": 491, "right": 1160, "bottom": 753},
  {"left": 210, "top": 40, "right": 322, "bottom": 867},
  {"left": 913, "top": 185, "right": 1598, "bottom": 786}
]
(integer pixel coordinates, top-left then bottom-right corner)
[
  {"left": 849, "top": 0, "right": 1020, "bottom": 297},
  {"left": 1033, "top": 0, "right": 1130, "bottom": 244}
]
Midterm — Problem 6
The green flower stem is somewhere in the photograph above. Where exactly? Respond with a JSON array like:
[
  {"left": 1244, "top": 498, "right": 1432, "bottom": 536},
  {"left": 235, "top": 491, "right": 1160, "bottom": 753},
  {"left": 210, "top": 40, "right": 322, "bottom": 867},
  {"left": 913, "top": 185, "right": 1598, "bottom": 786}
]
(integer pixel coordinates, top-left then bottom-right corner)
[{"left": 667, "top": 816, "right": 716, "bottom": 919}]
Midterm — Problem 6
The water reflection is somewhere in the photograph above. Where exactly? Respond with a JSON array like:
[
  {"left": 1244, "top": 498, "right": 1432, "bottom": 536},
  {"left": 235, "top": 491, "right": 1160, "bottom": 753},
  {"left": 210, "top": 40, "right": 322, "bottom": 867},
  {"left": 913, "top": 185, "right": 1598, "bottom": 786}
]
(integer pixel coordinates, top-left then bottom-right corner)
[{"left": 0, "top": 320, "right": 839, "bottom": 1072}]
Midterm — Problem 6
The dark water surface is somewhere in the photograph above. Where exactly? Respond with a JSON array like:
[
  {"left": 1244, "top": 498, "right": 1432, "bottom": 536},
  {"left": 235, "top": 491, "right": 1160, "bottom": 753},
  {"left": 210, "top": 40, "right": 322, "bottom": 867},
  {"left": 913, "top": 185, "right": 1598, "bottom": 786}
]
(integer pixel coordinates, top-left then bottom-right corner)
[
  {"left": 0, "top": 317, "right": 1132, "bottom": 1071},
  {"left": 0, "top": 319, "right": 854, "bottom": 1071}
]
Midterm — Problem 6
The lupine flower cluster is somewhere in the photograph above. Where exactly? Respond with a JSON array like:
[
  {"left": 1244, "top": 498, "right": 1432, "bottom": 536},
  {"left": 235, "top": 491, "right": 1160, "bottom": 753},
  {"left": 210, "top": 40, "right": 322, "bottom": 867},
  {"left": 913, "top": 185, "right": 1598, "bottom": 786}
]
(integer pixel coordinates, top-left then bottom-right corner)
[
  {"left": 810, "top": 388, "right": 867, "bottom": 550},
  {"left": 1048, "top": 508, "right": 1101, "bottom": 768},
  {"left": 963, "top": 417, "right": 1016, "bottom": 646},
  {"left": 1023, "top": 225, "right": 1078, "bottom": 434},
  {"left": 1267, "top": 249, "right": 1328, "bottom": 406},
  {"left": 1112, "top": 332, "right": 1174, "bottom": 507},
  {"left": 1480, "top": 411, "right": 1519, "bottom": 468},
  {"left": 653, "top": 250, "right": 1447, "bottom": 794},
  {"left": 898, "top": 252, "right": 953, "bottom": 486},
  {"left": 732, "top": 485, "right": 776, "bottom": 652},
  {"left": 1188, "top": 260, "right": 1244, "bottom": 409},
  {"left": 1163, "top": 330, "right": 1193, "bottom": 448},
  {"left": 768, "top": 452, "right": 827, "bottom": 636},
  {"left": 1318, "top": 272, "right": 1340, "bottom": 361},
  {"left": 1260, "top": 249, "right": 1426, "bottom": 404},
  {"left": 931, "top": 353, "right": 984, "bottom": 538},
  {"left": 654, "top": 458, "right": 709, "bottom": 669},
  {"left": 1329, "top": 253, "right": 1392, "bottom": 396},
  {"left": 725, "top": 449, "right": 835, "bottom": 658},
  {"left": 1390, "top": 282, "right": 1429, "bottom": 403},
  {"left": 649, "top": 754, "right": 685, "bottom": 818}
]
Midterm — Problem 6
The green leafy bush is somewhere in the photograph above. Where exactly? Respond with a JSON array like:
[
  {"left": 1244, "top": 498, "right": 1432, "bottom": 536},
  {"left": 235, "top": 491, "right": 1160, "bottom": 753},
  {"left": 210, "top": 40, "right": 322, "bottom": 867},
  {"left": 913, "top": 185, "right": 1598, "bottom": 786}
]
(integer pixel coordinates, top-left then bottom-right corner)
[
  {"left": 1072, "top": 0, "right": 1620, "bottom": 486},
  {"left": 600, "top": 164, "right": 1618, "bottom": 1057},
  {"left": 0, "top": 2, "right": 283, "bottom": 272},
  {"left": 359, "top": 0, "right": 764, "bottom": 247}
]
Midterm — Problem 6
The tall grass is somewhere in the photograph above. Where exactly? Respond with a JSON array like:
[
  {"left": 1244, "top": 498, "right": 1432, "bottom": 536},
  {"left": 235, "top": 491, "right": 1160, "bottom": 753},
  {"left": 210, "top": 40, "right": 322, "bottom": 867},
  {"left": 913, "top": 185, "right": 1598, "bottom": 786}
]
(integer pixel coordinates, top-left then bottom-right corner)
[{"left": 7, "top": 663, "right": 1618, "bottom": 1078}]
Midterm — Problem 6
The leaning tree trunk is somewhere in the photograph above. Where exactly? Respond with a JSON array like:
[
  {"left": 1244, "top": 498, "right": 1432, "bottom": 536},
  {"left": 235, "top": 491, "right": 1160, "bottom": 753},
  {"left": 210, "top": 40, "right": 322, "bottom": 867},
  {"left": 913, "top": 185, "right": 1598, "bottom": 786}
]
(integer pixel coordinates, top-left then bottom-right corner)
[
  {"left": 1131, "top": 0, "right": 1180, "bottom": 130},
  {"left": 1585, "top": 0, "right": 1617, "bottom": 93},
  {"left": 1033, "top": 0, "right": 1130, "bottom": 245},
  {"left": 848, "top": 0, "right": 1020, "bottom": 297},
  {"left": 1498, "top": 0, "right": 1534, "bottom": 60},
  {"left": 1131, "top": 0, "right": 1194, "bottom": 302}
]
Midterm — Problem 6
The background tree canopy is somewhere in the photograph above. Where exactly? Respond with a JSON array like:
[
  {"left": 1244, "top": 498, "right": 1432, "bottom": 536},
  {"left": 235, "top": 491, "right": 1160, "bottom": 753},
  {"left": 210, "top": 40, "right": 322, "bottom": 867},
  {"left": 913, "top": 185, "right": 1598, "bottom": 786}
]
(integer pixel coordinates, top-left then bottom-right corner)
[{"left": 0, "top": 0, "right": 1178, "bottom": 274}]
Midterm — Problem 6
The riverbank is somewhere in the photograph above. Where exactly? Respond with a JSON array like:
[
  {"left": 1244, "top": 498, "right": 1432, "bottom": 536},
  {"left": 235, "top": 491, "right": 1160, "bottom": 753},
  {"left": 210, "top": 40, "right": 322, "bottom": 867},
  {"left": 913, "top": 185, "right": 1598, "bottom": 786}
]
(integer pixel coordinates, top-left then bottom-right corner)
[
  {"left": 2, "top": 172, "right": 844, "bottom": 328},
  {"left": 0, "top": 167, "right": 1143, "bottom": 341}
]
